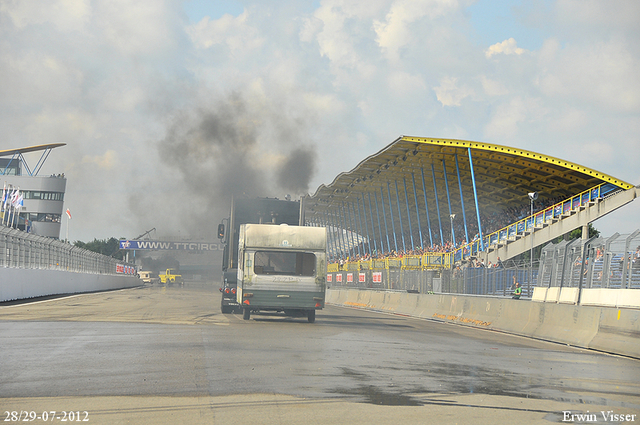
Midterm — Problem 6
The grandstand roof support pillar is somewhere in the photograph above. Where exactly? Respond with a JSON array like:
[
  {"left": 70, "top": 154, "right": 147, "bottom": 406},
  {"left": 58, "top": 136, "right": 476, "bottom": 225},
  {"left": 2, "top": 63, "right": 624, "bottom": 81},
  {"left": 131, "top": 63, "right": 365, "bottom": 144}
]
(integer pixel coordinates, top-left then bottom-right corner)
[
  {"left": 331, "top": 209, "right": 345, "bottom": 260},
  {"left": 346, "top": 201, "right": 360, "bottom": 258},
  {"left": 467, "top": 148, "right": 485, "bottom": 252},
  {"left": 357, "top": 197, "right": 370, "bottom": 258},
  {"left": 354, "top": 199, "right": 367, "bottom": 257},
  {"left": 402, "top": 177, "right": 415, "bottom": 250},
  {"left": 442, "top": 159, "right": 456, "bottom": 247},
  {"left": 386, "top": 183, "right": 399, "bottom": 253},
  {"left": 431, "top": 163, "right": 445, "bottom": 247},
  {"left": 338, "top": 203, "right": 350, "bottom": 259},
  {"left": 411, "top": 173, "right": 424, "bottom": 249},
  {"left": 393, "top": 180, "right": 406, "bottom": 253},
  {"left": 367, "top": 192, "right": 379, "bottom": 256},
  {"left": 454, "top": 154, "right": 470, "bottom": 245},
  {"left": 375, "top": 190, "right": 390, "bottom": 255},
  {"left": 331, "top": 208, "right": 339, "bottom": 259},
  {"left": 320, "top": 211, "right": 328, "bottom": 259},
  {"left": 323, "top": 210, "right": 336, "bottom": 262},
  {"left": 420, "top": 167, "right": 434, "bottom": 248}
]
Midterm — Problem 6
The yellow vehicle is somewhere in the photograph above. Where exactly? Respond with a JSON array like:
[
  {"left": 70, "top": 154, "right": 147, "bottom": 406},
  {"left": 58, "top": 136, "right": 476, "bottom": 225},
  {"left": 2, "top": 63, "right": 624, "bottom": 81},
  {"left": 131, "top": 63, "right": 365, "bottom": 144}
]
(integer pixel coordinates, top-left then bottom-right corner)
[{"left": 159, "top": 268, "right": 183, "bottom": 285}]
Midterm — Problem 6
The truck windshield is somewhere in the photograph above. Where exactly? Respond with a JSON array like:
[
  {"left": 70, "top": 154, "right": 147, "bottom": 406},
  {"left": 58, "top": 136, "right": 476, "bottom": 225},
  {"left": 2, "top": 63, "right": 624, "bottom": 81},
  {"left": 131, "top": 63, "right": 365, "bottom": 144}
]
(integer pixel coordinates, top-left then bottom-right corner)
[{"left": 253, "top": 251, "right": 316, "bottom": 276}]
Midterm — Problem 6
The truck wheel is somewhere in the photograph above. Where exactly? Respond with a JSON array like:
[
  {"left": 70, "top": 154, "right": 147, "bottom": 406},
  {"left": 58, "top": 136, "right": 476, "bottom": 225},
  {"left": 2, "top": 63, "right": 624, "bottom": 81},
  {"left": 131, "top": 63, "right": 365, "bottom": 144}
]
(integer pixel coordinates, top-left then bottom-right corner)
[
  {"left": 243, "top": 308, "right": 251, "bottom": 320},
  {"left": 307, "top": 310, "right": 315, "bottom": 323}
]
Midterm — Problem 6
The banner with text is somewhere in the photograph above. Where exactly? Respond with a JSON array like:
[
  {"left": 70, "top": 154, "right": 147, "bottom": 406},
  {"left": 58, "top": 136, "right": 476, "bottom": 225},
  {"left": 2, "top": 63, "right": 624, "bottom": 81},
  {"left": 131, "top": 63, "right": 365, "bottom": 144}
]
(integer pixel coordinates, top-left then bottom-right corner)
[{"left": 119, "top": 240, "right": 223, "bottom": 251}]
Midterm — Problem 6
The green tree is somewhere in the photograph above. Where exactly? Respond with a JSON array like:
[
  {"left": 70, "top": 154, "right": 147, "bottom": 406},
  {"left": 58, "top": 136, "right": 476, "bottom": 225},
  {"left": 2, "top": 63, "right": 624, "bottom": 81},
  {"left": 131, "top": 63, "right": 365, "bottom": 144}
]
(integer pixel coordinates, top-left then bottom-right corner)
[
  {"left": 74, "top": 237, "right": 125, "bottom": 260},
  {"left": 555, "top": 223, "right": 600, "bottom": 243}
]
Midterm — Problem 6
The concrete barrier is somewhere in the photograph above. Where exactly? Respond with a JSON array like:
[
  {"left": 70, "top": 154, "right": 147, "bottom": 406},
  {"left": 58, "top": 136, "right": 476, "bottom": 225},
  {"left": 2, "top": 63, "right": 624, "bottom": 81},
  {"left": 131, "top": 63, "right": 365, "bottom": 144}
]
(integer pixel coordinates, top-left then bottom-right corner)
[
  {"left": 532, "top": 287, "right": 547, "bottom": 302},
  {"left": 327, "top": 288, "right": 640, "bottom": 359},
  {"left": 558, "top": 287, "right": 579, "bottom": 304},
  {"left": 589, "top": 308, "right": 640, "bottom": 356},
  {"left": 545, "top": 286, "right": 560, "bottom": 302},
  {"left": 0, "top": 268, "right": 141, "bottom": 302}
]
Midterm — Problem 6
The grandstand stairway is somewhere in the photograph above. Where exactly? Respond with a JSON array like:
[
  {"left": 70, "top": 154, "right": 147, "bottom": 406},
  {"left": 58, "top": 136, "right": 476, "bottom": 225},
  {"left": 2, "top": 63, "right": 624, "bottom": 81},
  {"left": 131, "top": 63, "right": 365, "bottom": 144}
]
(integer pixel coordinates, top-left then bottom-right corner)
[{"left": 477, "top": 185, "right": 639, "bottom": 265}]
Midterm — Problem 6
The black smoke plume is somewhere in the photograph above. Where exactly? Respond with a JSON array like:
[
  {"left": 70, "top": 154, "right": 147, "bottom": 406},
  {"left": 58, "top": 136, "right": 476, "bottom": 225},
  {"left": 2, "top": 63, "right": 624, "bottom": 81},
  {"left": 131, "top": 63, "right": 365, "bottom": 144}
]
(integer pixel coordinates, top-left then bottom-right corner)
[{"left": 135, "top": 92, "right": 318, "bottom": 238}]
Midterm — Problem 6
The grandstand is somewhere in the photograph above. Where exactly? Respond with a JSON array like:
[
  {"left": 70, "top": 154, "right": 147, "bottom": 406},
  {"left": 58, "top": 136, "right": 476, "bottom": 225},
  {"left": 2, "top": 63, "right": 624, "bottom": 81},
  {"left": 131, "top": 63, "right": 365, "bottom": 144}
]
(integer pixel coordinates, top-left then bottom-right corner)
[{"left": 303, "top": 136, "right": 638, "bottom": 271}]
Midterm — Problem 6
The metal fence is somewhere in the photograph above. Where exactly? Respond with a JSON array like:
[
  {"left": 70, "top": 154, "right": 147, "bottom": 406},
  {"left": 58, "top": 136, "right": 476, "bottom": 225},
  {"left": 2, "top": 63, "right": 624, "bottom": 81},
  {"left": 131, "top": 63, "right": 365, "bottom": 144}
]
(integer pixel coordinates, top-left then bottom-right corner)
[
  {"left": 0, "top": 226, "right": 136, "bottom": 275},
  {"left": 537, "top": 230, "right": 640, "bottom": 290},
  {"left": 327, "top": 261, "right": 538, "bottom": 298}
]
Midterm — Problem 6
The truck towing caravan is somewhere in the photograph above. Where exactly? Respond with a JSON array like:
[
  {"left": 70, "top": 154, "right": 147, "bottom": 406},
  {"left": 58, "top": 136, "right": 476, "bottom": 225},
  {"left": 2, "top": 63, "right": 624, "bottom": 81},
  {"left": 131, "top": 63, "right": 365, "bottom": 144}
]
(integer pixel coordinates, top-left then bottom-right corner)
[
  {"left": 236, "top": 223, "right": 327, "bottom": 322},
  {"left": 217, "top": 197, "right": 302, "bottom": 313}
]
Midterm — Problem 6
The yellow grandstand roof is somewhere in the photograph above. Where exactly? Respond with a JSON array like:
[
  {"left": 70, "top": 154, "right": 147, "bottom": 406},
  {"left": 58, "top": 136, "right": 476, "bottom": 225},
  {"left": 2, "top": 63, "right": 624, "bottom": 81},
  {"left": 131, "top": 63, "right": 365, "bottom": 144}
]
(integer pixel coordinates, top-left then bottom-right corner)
[{"left": 305, "top": 136, "right": 633, "bottom": 224}]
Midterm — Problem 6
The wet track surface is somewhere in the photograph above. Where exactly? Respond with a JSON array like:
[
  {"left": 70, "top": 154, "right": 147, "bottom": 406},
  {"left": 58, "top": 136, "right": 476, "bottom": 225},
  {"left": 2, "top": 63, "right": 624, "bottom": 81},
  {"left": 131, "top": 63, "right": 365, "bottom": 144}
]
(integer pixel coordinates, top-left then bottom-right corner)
[{"left": 1, "top": 282, "right": 639, "bottom": 424}]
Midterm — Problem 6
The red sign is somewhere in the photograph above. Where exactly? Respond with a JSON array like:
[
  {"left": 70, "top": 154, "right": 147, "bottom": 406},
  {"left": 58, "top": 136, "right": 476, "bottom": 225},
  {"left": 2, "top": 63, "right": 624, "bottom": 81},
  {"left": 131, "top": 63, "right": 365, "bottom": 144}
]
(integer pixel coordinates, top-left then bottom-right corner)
[
  {"left": 327, "top": 274, "right": 332, "bottom": 282},
  {"left": 347, "top": 273, "right": 353, "bottom": 283},
  {"left": 359, "top": 273, "right": 366, "bottom": 283},
  {"left": 373, "top": 272, "right": 382, "bottom": 283},
  {"left": 336, "top": 274, "right": 342, "bottom": 282}
]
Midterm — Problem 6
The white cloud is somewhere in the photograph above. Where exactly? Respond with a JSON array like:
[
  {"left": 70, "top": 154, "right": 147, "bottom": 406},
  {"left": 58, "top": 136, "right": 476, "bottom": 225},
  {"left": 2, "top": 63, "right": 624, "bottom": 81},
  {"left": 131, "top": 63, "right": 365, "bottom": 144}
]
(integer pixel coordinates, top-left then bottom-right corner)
[
  {"left": 388, "top": 71, "right": 426, "bottom": 94},
  {"left": 187, "top": 9, "right": 264, "bottom": 53},
  {"left": 480, "top": 76, "right": 508, "bottom": 96},
  {"left": 434, "top": 76, "right": 472, "bottom": 106},
  {"left": 93, "top": 0, "right": 184, "bottom": 57},
  {"left": 374, "top": 0, "right": 458, "bottom": 60},
  {"left": 484, "top": 97, "right": 527, "bottom": 139},
  {"left": 0, "top": 0, "right": 91, "bottom": 32},
  {"left": 537, "top": 38, "right": 640, "bottom": 112},
  {"left": 485, "top": 38, "right": 526, "bottom": 58}
]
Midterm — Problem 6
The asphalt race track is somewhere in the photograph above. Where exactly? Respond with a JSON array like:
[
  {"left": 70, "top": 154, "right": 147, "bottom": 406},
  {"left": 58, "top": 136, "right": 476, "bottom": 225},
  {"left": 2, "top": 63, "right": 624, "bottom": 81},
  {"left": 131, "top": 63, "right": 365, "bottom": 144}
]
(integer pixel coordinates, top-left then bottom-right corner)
[{"left": 1, "top": 282, "right": 639, "bottom": 424}]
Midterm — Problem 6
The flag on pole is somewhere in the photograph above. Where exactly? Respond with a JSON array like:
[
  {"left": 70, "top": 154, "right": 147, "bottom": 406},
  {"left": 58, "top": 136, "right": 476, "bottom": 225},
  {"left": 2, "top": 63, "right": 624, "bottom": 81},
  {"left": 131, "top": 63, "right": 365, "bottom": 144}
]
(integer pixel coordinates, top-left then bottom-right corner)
[
  {"left": 12, "top": 190, "right": 21, "bottom": 208},
  {"left": 66, "top": 208, "right": 72, "bottom": 219},
  {"left": 15, "top": 193, "right": 23, "bottom": 209}
]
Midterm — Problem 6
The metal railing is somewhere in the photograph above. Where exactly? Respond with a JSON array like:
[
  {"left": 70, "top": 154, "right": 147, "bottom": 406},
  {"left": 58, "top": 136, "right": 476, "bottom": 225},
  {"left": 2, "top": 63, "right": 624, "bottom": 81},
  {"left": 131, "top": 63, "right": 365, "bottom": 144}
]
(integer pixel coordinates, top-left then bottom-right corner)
[
  {"left": 327, "top": 258, "right": 537, "bottom": 298},
  {"left": 452, "top": 182, "right": 620, "bottom": 262},
  {"left": 0, "top": 226, "right": 136, "bottom": 275}
]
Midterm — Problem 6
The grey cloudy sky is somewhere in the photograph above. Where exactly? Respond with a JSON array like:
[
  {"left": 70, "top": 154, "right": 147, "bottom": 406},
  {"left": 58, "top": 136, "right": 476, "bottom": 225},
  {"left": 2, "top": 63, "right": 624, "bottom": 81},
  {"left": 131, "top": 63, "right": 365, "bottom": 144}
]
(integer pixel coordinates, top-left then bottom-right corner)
[{"left": 1, "top": 0, "right": 638, "bottom": 242}]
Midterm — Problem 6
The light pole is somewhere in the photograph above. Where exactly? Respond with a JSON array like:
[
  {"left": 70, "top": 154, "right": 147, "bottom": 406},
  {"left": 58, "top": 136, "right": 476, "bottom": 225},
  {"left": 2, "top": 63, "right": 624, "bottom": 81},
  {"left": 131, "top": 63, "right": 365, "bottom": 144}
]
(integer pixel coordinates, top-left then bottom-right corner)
[
  {"left": 450, "top": 214, "right": 456, "bottom": 248},
  {"left": 528, "top": 192, "right": 538, "bottom": 289}
]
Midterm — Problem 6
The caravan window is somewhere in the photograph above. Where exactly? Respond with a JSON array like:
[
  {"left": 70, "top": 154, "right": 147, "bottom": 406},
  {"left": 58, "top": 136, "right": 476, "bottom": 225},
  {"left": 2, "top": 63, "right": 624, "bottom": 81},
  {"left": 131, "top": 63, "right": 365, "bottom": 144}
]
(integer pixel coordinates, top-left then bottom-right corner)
[{"left": 253, "top": 251, "right": 316, "bottom": 276}]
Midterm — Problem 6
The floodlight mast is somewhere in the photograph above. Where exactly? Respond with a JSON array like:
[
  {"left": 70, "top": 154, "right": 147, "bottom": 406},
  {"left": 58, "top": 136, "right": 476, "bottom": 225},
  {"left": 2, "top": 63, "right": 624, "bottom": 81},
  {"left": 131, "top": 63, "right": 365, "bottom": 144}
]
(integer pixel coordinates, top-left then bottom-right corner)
[{"left": 528, "top": 192, "right": 538, "bottom": 289}]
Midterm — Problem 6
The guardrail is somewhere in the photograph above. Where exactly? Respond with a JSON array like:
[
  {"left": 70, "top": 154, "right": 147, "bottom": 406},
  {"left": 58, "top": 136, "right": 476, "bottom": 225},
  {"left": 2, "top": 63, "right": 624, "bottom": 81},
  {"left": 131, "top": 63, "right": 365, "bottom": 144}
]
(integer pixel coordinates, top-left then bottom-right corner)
[{"left": 0, "top": 226, "right": 136, "bottom": 275}]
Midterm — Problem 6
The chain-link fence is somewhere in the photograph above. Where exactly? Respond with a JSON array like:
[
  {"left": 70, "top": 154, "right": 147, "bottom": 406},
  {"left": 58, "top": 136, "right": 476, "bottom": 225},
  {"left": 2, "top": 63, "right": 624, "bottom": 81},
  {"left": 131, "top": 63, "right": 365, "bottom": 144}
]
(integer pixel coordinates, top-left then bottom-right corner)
[
  {"left": 328, "top": 231, "right": 640, "bottom": 298},
  {"left": 0, "top": 226, "right": 136, "bottom": 275},
  {"left": 327, "top": 261, "right": 538, "bottom": 298},
  {"left": 537, "top": 230, "right": 640, "bottom": 290}
]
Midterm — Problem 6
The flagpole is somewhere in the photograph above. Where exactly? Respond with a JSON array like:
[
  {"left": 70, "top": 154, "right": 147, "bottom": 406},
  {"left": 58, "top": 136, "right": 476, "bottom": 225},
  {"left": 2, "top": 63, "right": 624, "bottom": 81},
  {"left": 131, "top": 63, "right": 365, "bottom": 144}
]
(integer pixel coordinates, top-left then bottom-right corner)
[
  {"left": 65, "top": 208, "right": 71, "bottom": 242},
  {"left": 2, "top": 184, "right": 8, "bottom": 226}
]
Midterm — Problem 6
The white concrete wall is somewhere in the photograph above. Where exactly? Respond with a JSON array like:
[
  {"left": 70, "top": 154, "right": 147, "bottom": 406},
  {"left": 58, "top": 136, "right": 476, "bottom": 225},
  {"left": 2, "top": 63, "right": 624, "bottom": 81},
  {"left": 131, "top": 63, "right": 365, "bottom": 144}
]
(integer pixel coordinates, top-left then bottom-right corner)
[
  {"left": 327, "top": 288, "right": 640, "bottom": 359},
  {"left": 0, "top": 268, "right": 141, "bottom": 302}
]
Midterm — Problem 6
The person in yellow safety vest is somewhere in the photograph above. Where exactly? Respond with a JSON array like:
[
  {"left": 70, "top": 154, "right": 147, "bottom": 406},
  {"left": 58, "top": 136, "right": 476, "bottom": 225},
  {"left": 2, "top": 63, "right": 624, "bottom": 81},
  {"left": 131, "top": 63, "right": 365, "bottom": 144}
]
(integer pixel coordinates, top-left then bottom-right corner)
[{"left": 512, "top": 276, "right": 522, "bottom": 299}]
